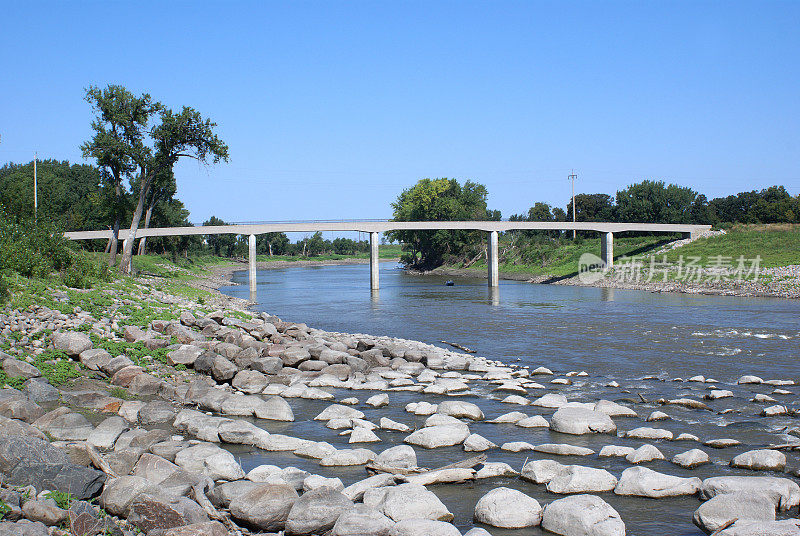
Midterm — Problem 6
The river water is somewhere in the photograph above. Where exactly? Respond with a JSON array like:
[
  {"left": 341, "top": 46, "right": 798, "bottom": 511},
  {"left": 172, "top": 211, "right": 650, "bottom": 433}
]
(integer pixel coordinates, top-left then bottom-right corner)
[{"left": 220, "top": 263, "right": 800, "bottom": 536}]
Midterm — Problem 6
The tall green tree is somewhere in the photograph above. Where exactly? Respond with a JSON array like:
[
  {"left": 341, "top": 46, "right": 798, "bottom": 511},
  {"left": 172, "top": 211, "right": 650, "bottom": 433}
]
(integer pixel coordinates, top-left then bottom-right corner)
[
  {"left": 82, "top": 85, "right": 156, "bottom": 266},
  {"left": 83, "top": 84, "right": 229, "bottom": 273},
  {"left": 387, "top": 178, "right": 496, "bottom": 269},
  {"left": 614, "top": 180, "right": 698, "bottom": 223}
]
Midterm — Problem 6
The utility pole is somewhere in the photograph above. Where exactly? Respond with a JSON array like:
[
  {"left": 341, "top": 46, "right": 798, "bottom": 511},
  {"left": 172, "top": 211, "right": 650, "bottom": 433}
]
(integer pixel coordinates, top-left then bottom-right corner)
[
  {"left": 568, "top": 170, "right": 577, "bottom": 239},
  {"left": 34, "top": 152, "right": 38, "bottom": 222}
]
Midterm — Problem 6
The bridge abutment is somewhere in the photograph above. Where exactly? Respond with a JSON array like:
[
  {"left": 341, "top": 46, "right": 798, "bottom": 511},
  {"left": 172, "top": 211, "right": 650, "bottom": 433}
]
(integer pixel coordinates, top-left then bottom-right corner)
[{"left": 488, "top": 230, "right": 499, "bottom": 287}]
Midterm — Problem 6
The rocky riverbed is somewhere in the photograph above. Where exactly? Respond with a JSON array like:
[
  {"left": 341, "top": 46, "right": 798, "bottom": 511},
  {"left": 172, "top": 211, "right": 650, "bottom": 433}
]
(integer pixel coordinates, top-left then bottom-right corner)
[{"left": 1, "top": 270, "right": 799, "bottom": 536}]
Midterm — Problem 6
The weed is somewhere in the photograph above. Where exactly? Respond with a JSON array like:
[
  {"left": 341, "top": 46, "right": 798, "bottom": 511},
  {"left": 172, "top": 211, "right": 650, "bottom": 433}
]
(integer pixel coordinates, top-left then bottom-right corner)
[
  {"left": 32, "top": 350, "right": 82, "bottom": 386},
  {"left": 45, "top": 490, "right": 74, "bottom": 509},
  {"left": 108, "top": 386, "right": 132, "bottom": 400}
]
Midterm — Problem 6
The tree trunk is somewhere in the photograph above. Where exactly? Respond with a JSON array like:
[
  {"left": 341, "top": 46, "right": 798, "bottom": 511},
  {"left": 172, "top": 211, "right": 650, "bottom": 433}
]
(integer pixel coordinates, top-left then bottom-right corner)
[
  {"left": 268, "top": 242, "right": 272, "bottom": 256},
  {"left": 107, "top": 216, "right": 120, "bottom": 267},
  {"left": 119, "top": 177, "right": 149, "bottom": 274},
  {"left": 136, "top": 204, "right": 154, "bottom": 256}
]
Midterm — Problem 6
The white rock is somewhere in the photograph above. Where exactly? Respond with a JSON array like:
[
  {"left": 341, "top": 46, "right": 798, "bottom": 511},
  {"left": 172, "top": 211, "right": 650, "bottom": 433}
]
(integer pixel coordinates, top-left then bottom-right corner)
[
  {"left": 366, "top": 394, "right": 389, "bottom": 408},
  {"left": 731, "top": 449, "right": 786, "bottom": 471},
  {"left": 701, "top": 476, "right": 800, "bottom": 511},
  {"left": 549, "top": 407, "right": 616, "bottom": 435},
  {"left": 473, "top": 487, "right": 542, "bottom": 528},
  {"left": 463, "top": 433, "right": 497, "bottom": 452},
  {"left": 626, "top": 444, "right": 665, "bottom": 464},
  {"left": 541, "top": 494, "right": 625, "bottom": 536},
  {"left": 546, "top": 465, "right": 618, "bottom": 494},
  {"left": 615, "top": 466, "right": 701, "bottom": 497},
  {"left": 404, "top": 424, "right": 470, "bottom": 449},
  {"left": 672, "top": 449, "right": 710, "bottom": 469}
]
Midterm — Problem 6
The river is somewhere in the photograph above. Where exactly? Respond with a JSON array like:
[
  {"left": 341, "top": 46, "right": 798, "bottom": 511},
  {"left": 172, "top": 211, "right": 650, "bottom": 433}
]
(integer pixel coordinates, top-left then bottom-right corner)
[{"left": 219, "top": 262, "right": 800, "bottom": 536}]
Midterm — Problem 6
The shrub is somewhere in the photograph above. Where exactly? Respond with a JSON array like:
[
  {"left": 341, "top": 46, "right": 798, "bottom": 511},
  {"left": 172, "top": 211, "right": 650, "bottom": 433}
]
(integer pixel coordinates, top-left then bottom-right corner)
[
  {"left": 63, "top": 251, "right": 94, "bottom": 289},
  {"left": 0, "top": 206, "right": 72, "bottom": 278}
]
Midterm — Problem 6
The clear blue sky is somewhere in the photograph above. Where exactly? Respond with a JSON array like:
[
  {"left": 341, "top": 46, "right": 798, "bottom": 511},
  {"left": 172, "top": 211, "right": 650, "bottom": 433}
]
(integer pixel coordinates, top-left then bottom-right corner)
[{"left": 1, "top": 1, "right": 798, "bottom": 225}]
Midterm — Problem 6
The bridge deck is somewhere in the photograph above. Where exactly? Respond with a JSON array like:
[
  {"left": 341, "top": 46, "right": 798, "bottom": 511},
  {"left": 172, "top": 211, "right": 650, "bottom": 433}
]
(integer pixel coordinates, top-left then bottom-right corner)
[{"left": 64, "top": 221, "right": 710, "bottom": 240}]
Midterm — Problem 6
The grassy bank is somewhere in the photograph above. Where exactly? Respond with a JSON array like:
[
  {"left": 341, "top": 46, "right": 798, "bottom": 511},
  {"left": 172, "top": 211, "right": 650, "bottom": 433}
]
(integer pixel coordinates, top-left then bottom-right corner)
[
  {"left": 436, "top": 225, "right": 800, "bottom": 280},
  {"left": 441, "top": 234, "right": 678, "bottom": 279}
]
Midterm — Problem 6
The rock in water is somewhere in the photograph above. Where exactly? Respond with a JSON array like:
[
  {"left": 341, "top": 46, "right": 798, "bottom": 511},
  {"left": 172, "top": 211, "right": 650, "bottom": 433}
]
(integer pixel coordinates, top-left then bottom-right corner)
[
  {"left": 541, "top": 494, "right": 625, "bottom": 536},
  {"left": 700, "top": 476, "right": 800, "bottom": 511},
  {"left": 615, "top": 466, "right": 701, "bottom": 498},
  {"left": 388, "top": 519, "right": 461, "bottom": 536},
  {"left": 693, "top": 492, "right": 776, "bottom": 533},
  {"left": 473, "top": 487, "right": 542, "bottom": 528},
  {"left": 549, "top": 407, "right": 616, "bottom": 435},
  {"left": 730, "top": 449, "right": 786, "bottom": 471}
]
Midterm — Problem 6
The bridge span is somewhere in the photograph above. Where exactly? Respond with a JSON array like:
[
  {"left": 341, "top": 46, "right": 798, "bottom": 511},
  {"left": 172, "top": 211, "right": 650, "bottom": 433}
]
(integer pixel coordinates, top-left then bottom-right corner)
[{"left": 64, "top": 221, "right": 711, "bottom": 291}]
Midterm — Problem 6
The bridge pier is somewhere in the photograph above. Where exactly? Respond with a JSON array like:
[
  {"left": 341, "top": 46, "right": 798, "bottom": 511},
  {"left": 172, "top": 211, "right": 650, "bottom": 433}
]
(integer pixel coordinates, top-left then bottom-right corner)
[
  {"left": 488, "top": 230, "right": 499, "bottom": 287},
  {"left": 370, "top": 232, "right": 380, "bottom": 291},
  {"left": 601, "top": 231, "right": 614, "bottom": 268},
  {"left": 248, "top": 234, "right": 257, "bottom": 294}
]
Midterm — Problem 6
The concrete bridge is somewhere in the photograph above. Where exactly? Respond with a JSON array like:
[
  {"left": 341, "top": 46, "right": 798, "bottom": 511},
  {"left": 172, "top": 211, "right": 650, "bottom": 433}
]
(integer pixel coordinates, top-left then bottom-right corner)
[{"left": 65, "top": 221, "right": 711, "bottom": 291}]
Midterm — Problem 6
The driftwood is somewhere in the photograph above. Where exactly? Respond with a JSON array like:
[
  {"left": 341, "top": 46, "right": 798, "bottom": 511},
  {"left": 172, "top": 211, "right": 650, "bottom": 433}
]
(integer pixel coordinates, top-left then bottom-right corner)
[
  {"left": 710, "top": 518, "right": 738, "bottom": 535},
  {"left": 85, "top": 444, "right": 118, "bottom": 478},
  {"left": 192, "top": 478, "right": 246, "bottom": 534},
  {"left": 440, "top": 340, "right": 476, "bottom": 353},
  {"left": 767, "top": 442, "right": 800, "bottom": 451},
  {"left": 638, "top": 393, "right": 648, "bottom": 403},
  {"left": 366, "top": 454, "right": 487, "bottom": 476}
]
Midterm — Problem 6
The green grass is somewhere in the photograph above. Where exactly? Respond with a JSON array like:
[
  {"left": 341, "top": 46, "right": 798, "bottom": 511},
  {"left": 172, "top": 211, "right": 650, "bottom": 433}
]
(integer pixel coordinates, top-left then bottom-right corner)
[
  {"left": 660, "top": 225, "right": 800, "bottom": 268},
  {"left": 32, "top": 350, "right": 82, "bottom": 386},
  {"left": 89, "top": 334, "right": 173, "bottom": 366},
  {"left": 447, "top": 234, "right": 675, "bottom": 278},
  {"left": 0, "top": 369, "right": 26, "bottom": 390}
]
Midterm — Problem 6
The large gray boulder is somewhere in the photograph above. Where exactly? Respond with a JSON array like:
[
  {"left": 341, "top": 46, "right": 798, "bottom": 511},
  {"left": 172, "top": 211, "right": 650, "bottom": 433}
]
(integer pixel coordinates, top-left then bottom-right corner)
[
  {"left": 730, "top": 449, "right": 786, "bottom": 471},
  {"left": 715, "top": 519, "right": 800, "bottom": 536},
  {"left": 52, "top": 331, "right": 92, "bottom": 356},
  {"left": 41, "top": 412, "right": 93, "bottom": 440},
  {"left": 211, "top": 356, "right": 238, "bottom": 382},
  {"left": 376, "top": 483, "right": 453, "bottom": 522},
  {"left": 232, "top": 370, "right": 268, "bottom": 394},
  {"left": 547, "top": 465, "right": 618, "bottom": 494},
  {"left": 375, "top": 445, "right": 417, "bottom": 469},
  {"left": 473, "top": 487, "right": 542, "bottom": 528},
  {"left": 701, "top": 476, "right": 800, "bottom": 511},
  {"left": 550, "top": 407, "right": 616, "bottom": 435},
  {"left": 437, "top": 400, "right": 484, "bottom": 420},
  {"left": 693, "top": 492, "right": 776, "bottom": 533},
  {"left": 167, "top": 345, "right": 203, "bottom": 367},
  {"left": 403, "top": 424, "right": 470, "bottom": 448},
  {"left": 229, "top": 482, "right": 299, "bottom": 531},
  {"left": 100, "top": 476, "right": 163, "bottom": 516},
  {"left": 256, "top": 395, "right": 295, "bottom": 421},
  {"left": 285, "top": 486, "right": 353, "bottom": 534},
  {"left": 541, "top": 494, "right": 625, "bottom": 536},
  {"left": 2, "top": 359, "right": 41, "bottom": 379},
  {"left": 86, "top": 416, "right": 129, "bottom": 450},
  {"left": 332, "top": 504, "right": 394, "bottom": 536},
  {"left": 672, "top": 449, "right": 710, "bottom": 469},
  {"left": 388, "top": 519, "right": 461, "bottom": 536},
  {"left": 615, "top": 466, "right": 701, "bottom": 498}
]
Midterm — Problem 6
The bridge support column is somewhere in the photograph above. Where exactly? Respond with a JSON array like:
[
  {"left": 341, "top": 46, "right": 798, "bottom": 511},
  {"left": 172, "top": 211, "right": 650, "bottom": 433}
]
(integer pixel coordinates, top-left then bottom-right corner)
[
  {"left": 601, "top": 232, "right": 614, "bottom": 268},
  {"left": 488, "top": 230, "right": 499, "bottom": 287},
  {"left": 248, "top": 234, "right": 257, "bottom": 293},
  {"left": 370, "top": 232, "right": 380, "bottom": 291}
]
